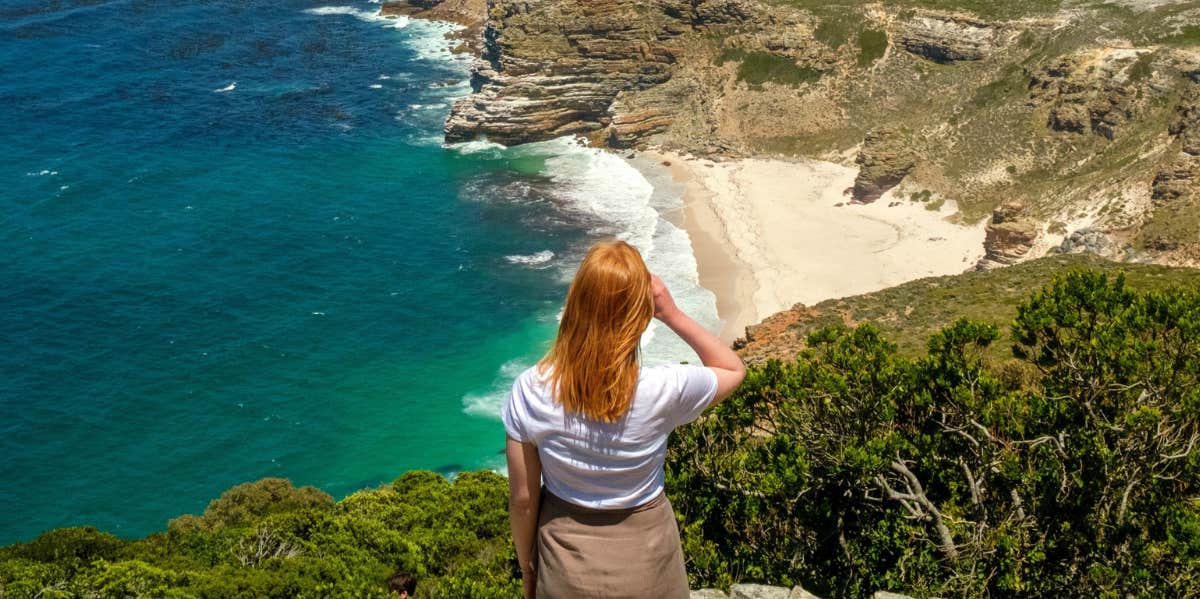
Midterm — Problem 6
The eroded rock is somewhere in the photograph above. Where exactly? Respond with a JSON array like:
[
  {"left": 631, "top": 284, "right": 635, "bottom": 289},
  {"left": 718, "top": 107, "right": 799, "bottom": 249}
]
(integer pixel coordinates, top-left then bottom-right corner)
[
  {"left": 852, "top": 127, "right": 916, "bottom": 203},
  {"left": 1153, "top": 157, "right": 1200, "bottom": 203},
  {"left": 1030, "top": 49, "right": 1152, "bottom": 139},
  {"left": 379, "top": 0, "right": 484, "bottom": 26},
  {"left": 897, "top": 13, "right": 1000, "bottom": 63},
  {"left": 975, "top": 201, "right": 1039, "bottom": 269},
  {"left": 1170, "top": 95, "right": 1200, "bottom": 156},
  {"left": 445, "top": 0, "right": 756, "bottom": 147}
]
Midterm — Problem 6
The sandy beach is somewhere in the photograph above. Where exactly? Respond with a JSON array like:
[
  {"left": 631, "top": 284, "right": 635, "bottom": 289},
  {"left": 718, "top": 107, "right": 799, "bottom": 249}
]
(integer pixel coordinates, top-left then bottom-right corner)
[{"left": 643, "top": 150, "right": 987, "bottom": 344}]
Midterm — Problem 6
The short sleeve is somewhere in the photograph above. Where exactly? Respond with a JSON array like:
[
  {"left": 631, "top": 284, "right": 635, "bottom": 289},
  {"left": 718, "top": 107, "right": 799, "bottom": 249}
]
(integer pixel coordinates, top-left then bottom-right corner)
[
  {"left": 501, "top": 373, "right": 529, "bottom": 443},
  {"left": 670, "top": 365, "right": 719, "bottom": 427}
]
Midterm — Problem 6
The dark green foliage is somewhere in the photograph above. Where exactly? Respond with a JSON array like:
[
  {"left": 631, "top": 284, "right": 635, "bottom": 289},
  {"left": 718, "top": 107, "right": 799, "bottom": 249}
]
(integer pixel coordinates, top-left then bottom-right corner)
[
  {"left": 1, "top": 474, "right": 517, "bottom": 598},
  {"left": 857, "top": 29, "right": 888, "bottom": 66},
  {"left": 667, "top": 270, "right": 1200, "bottom": 597},
  {"left": 720, "top": 49, "right": 824, "bottom": 87},
  {"left": 168, "top": 477, "right": 334, "bottom": 533}
]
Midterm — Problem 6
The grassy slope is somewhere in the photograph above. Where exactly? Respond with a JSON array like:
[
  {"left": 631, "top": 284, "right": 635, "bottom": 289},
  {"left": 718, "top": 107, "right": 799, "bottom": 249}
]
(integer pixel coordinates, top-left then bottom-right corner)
[{"left": 738, "top": 253, "right": 1200, "bottom": 361}]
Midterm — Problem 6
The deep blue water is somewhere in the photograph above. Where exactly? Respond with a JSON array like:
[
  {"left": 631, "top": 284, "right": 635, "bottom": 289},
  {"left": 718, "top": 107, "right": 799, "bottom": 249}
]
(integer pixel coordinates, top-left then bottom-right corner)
[{"left": 0, "top": 0, "right": 715, "bottom": 544}]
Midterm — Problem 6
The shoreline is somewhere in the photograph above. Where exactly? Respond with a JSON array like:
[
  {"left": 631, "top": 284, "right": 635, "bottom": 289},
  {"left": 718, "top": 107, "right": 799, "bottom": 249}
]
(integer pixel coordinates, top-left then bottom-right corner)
[
  {"left": 640, "top": 150, "right": 988, "bottom": 346},
  {"left": 639, "top": 150, "right": 759, "bottom": 345}
]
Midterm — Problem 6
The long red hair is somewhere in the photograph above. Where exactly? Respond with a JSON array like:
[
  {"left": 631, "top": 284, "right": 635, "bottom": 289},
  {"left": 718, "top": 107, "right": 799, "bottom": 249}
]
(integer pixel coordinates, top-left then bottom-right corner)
[{"left": 537, "top": 240, "right": 654, "bottom": 423}]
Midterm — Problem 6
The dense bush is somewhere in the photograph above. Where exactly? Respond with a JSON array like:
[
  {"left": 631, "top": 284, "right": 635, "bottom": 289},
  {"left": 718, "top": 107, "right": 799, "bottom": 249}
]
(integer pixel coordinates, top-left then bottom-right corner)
[
  {"left": 1, "top": 471, "right": 517, "bottom": 598},
  {"left": 3, "top": 270, "right": 1198, "bottom": 597},
  {"left": 666, "top": 271, "right": 1200, "bottom": 597}
]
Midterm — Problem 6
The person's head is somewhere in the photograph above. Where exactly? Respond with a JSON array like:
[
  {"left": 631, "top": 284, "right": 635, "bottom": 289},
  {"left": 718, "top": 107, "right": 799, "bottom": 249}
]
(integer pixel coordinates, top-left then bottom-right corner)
[
  {"left": 387, "top": 571, "right": 416, "bottom": 598},
  {"left": 538, "top": 240, "right": 654, "bottom": 423}
]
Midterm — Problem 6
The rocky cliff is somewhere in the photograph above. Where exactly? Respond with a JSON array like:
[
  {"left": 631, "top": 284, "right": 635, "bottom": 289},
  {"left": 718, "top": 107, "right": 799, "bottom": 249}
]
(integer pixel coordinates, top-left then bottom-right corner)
[
  {"left": 428, "top": 0, "right": 1200, "bottom": 269},
  {"left": 440, "top": 0, "right": 758, "bottom": 147}
]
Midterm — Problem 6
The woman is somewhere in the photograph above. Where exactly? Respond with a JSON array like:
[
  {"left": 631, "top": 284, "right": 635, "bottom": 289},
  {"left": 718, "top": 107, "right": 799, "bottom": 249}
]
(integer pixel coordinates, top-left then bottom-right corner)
[{"left": 503, "top": 240, "right": 746, "bottom": 598}]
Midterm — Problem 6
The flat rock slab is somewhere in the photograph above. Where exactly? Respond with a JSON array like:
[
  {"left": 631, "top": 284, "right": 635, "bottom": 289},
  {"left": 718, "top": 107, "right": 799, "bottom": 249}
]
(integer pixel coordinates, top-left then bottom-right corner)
[{"left": 731, "top": 584, "right": 792, "bottom": 599}]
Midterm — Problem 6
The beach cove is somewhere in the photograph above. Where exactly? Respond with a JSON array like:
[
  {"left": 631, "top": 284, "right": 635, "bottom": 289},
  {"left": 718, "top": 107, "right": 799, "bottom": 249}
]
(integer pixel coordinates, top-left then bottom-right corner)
[{"left": 636, "top": 151, "right": 987, "bottom": 345}]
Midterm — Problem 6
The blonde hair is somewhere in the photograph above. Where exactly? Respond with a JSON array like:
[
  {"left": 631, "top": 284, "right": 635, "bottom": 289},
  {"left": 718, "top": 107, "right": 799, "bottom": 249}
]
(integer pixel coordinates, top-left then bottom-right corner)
[{"left": 537, "top": 240, "right": 654, "bottom": 423}]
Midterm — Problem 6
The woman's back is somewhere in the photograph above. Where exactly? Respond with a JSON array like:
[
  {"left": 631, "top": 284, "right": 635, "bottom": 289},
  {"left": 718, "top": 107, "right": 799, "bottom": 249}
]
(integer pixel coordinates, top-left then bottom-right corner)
[
  {"left": 502, "top": 363, "right": 718, "bottom": 509},
  {"left": 501, "top": 240, "right": 745, "bottom": 599}
]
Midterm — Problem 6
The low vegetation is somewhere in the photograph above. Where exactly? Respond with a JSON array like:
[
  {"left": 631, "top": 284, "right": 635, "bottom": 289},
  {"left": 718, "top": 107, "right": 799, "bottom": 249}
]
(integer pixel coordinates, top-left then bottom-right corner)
[
  {"left": 0, "top": 472, "right": 517, "bottom": 598},
  {"left": 669, "top": 270, "right": 1200, "bottom": 596},
  {"left": 720, "top": 49, "right": 825, "bottom": 87},
  {"left": 3, "top": 269, "right": 1200, "bottom": 597}
]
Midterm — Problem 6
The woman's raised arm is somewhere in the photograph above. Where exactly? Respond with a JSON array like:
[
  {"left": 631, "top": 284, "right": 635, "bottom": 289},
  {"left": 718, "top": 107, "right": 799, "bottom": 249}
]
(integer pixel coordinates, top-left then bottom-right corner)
[{"left": 651, "top": 274, "right": 746, "bottom": 403}]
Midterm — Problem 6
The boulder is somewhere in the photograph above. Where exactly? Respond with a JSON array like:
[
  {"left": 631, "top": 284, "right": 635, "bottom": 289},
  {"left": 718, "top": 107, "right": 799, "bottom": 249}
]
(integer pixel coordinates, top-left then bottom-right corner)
[
  {"left": 874, "top": 593, "right": 918, "bottom": 599},
  {"left": 1057, "top": 228, "right": 1117, "bottom": 256},
  {"left": 730, "top": 584, "right": 792, "bottom": 599},
  {"left": 692, "top": 590, "right": 730, "bottom": 599},
  {"left": 789, "top": 585, "right": 823, "bottom": 599},
  {"left": 852, "top": 127, "right": 916, "bottom": 203}
]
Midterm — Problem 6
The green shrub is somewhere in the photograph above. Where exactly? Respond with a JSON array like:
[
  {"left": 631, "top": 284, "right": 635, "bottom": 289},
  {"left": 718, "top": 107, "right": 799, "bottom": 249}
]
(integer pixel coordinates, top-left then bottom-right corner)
[
  {"left": 169, "top": 478, "right": 333, "bottom": 533},
  {"left": 857, "top": 30, "right": 888, "bottom": 66},
  {"left": 667, "top": 271, "right": 1200, "bottom": 596},
  {"left": 727, "top": 50, "right": 824, "bottom": 87}
]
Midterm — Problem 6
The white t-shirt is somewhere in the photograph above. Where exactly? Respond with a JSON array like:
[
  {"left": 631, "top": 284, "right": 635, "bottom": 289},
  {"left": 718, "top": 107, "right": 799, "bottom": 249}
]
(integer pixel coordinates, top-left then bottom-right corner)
[{"left": 501, "top": 362, "right": 719, "bottom": 509}]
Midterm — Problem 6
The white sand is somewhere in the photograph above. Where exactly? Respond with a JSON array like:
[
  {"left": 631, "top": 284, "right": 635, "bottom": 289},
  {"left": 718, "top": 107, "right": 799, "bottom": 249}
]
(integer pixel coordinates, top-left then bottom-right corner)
[{"left": 645, "top": 150, "right": 987, "bottom": 343}]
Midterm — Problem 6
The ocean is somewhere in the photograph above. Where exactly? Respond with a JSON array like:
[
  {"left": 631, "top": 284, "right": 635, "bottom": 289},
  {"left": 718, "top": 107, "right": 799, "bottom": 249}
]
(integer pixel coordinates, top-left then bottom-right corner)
[{"left": 0, "top": 0, "right": 717, "bottom": 543}]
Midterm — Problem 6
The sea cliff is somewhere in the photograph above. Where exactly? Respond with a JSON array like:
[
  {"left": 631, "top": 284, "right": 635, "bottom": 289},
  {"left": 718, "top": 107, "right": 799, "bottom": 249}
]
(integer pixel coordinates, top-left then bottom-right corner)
[{"left": 407, "top": 0, "right": 1200, "bottom": 272}]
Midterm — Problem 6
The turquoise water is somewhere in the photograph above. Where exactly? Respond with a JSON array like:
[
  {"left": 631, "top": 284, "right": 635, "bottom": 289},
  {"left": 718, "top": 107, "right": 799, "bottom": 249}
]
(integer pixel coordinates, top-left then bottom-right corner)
[{"left": 0, "top": 0, "right": 717, "bottom": 544}]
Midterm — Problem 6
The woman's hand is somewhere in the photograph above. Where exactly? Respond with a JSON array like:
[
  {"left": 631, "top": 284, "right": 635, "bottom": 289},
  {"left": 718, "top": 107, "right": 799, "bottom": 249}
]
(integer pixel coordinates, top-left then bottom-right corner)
[{"left": 651, "top": 274, "right": 680, "bottom": 321}]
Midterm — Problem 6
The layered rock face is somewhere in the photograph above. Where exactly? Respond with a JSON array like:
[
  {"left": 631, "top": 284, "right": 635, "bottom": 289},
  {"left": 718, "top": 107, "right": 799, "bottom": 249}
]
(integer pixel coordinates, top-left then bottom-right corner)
[
  {"left": 975, "top": 201, "right": 1039, "bottom": 270},
  {"left": 897, "top": 13, "right": 1002, "bottom": 63},
  {"left": 851, "top": 127, "right": 916, "bottom": 203},
  {"left": 444, "top": 0, "right": 744, "bottom": 147}
]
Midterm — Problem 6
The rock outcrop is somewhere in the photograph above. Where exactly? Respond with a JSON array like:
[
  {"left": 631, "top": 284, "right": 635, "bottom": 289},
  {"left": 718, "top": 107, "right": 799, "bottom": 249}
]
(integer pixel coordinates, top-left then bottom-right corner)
[
  {"left": 1153, "top": 158, "right": 1200, "bottom": 203},
  {"left": 975, "top": 201, "right": 1039, "bottom": 270},
  {"left": 1057, "top": 228, "right": 1118, "bottom": 257},
  {"left": 690, "top": 586, "right": 917, "bottom": 599},
  {"left": 897, "top": 13, "right": 1000, "bottom": 63},
  {"left": 852, "top": 127, "right": 916, "bottom": 203},
  {"left": 1029, "top": 49, "right": 1150, "bottom": 140},
  {"left": 1170, "top": 95, "right": 1200, "bottom": 156},
  {"left": 444, "top": 0, "right": 754, "bottom": 147},
  {"left": 379, "top": 0, "right": 485, "bottom": 26}
]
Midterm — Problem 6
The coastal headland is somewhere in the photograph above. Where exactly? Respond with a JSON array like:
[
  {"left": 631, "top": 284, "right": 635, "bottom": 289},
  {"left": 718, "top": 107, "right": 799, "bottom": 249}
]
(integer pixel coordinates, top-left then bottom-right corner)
[{"left": 383, "top": 0, "right": 1200, "bottom": 347}]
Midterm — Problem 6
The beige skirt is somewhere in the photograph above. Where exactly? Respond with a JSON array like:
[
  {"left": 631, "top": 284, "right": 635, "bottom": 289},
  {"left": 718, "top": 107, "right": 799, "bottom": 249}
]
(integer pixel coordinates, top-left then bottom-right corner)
[{"left": 535, "top": 489, "right": 689, "bottom": 599}]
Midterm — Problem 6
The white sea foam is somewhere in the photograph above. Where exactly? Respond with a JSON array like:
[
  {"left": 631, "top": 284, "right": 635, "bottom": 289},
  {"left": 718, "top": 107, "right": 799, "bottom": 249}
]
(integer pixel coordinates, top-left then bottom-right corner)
[
  {"left": 369, "top": 83, "right": 383, "bottom": 89},
  {"left": 461, "top": 136, "right": 720, "bottom": 420},
  {"left": 26, "top": 170, "right": 58, "bottom": 177},
  {"left": 462, "top": 358, "right": 533, "bottom": 419},
  {"left": 532, "top": 137, "right": 718, "bottom": 367},
  {"left": 214, "top": 81, "right": 236, "bottom": 93},
  {"left": 445, "top": 139, "right": 507, "bottom": 155},
  {"left": 303, "top": 6, "right": 409, "bottom": 29},
  {"left": 504, "top": 250, "right": 555, "bottom": 266}
]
